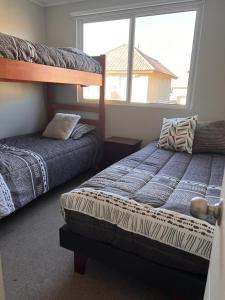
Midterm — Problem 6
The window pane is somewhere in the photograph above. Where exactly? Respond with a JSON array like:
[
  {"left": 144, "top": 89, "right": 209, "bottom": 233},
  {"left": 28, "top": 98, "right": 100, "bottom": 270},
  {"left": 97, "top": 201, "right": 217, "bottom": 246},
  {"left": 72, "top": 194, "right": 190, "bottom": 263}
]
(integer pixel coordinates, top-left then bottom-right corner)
[
  {"left": 83, "top": 19, "right": 130, "bottom": 101},
  {"left": 131, "top": 11, "right": 196, "bottom": 104}
]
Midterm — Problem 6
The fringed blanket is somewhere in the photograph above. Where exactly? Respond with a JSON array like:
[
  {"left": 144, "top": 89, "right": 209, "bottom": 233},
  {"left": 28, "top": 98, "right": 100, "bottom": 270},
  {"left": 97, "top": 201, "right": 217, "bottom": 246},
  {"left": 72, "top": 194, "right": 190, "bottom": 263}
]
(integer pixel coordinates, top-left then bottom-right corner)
[
  {"left": 61, "top": 188, "right": 214, "bottom": 260},
  {"left": 0, "top": 144, "right": 49, "bottom": 218}
]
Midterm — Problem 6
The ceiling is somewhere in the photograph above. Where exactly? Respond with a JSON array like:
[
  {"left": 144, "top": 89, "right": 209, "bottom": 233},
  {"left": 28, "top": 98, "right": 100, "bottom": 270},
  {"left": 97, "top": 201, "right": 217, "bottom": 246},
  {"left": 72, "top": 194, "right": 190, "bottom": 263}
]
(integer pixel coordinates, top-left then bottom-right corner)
[{"left": 30, "top": 0, "right": 85, "bottom": 7}]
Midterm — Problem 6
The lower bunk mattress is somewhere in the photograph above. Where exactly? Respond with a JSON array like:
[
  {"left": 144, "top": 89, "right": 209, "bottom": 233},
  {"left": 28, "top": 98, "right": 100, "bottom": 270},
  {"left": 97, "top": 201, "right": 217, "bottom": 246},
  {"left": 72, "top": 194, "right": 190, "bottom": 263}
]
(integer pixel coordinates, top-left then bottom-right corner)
[
  {"left": 61, "top": 141, "right": 225, "bottom": 276},
  {"left": 0, "top": 132, "right": 102, "bottom": 219}
]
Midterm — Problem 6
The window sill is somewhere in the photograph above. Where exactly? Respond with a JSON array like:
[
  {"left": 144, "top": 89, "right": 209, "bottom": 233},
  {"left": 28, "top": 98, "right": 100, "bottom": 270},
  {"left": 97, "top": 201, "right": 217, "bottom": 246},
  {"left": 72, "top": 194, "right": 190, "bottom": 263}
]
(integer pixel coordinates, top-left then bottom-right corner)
[{"left": 81, "top": 100, "right": 188, "bottom": 110}]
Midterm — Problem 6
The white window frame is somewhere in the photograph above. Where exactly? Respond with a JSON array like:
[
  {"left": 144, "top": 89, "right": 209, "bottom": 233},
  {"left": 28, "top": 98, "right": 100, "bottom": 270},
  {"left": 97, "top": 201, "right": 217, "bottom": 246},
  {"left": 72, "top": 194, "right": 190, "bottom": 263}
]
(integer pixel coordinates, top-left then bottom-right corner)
[{"left": 72, "top": 0, "right": 205, "bottom": 109}]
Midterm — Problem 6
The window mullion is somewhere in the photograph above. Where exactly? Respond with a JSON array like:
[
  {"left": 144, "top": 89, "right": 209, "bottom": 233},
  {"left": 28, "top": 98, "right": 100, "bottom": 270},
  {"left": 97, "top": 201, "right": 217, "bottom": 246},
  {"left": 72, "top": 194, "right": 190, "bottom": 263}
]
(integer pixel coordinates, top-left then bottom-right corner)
[{"left": 126, "top": 16, "right": 136, "bottom": 103}]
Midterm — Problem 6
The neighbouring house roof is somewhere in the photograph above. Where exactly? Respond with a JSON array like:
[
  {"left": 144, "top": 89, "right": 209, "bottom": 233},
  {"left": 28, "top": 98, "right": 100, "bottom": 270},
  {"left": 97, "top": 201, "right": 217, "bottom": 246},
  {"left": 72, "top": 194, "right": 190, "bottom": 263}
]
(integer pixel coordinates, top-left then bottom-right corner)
[{"left": 106, "top": 44, "right": 177, "bottom": 79}]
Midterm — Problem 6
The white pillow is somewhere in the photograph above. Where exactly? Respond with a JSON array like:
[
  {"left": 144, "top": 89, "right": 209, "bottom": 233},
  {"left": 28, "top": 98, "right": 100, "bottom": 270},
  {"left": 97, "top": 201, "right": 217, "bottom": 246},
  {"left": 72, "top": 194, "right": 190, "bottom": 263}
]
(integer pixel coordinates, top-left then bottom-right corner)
[
  {"left": 43, "top": 113, "right": 81, "bottom": 140},
  {"left": 158, "top": 115, "right": 198, "bottom": 154}
]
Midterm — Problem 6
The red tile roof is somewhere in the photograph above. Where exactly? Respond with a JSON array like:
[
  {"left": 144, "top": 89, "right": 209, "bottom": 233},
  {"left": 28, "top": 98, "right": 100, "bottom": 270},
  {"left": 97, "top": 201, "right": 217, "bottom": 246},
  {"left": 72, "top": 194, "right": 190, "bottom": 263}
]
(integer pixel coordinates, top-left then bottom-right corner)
[{"left": 106, "top": 44, "right": 177, "bottom": 79}]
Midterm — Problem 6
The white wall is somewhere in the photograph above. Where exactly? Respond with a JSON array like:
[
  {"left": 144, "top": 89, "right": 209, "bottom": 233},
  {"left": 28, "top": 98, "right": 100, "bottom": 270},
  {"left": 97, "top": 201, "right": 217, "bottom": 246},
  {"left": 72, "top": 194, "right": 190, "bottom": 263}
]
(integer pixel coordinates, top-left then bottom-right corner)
[
  {"left": 0, "top": 0, "right": 47, "bottom": 139},
  {"left": 45, "top": 0, "right": 225, "bottom": 144}
]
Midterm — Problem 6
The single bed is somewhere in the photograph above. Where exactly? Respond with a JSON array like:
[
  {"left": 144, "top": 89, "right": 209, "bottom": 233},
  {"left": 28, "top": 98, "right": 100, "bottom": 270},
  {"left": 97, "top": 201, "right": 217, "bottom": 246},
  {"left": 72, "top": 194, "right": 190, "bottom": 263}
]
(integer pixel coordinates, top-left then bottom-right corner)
[
  {"left": 0, "top": 130, "right": 102, "bottom": 219},
  {"left": 60, "top": 141, "right": 225, "bottom": 299}
]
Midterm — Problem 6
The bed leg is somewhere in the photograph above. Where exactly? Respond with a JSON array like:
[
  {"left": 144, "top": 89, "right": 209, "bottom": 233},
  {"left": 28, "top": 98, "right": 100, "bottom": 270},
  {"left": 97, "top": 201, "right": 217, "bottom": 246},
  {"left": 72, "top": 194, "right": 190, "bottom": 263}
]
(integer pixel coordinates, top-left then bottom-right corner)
[{"left": 74, "top": 253, "right": 88, "bottom": 275}]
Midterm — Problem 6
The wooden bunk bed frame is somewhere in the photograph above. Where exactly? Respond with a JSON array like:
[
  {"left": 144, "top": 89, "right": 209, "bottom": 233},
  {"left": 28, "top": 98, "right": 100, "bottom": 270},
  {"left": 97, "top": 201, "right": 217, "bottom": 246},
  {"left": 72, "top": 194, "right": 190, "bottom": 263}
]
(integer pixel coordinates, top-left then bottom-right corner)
[
  {"left": 0, "top": 55, "right": 106, "bottom": 137},
  {"left": 0, "top": 55, "right": 206, "bottom": 300}
]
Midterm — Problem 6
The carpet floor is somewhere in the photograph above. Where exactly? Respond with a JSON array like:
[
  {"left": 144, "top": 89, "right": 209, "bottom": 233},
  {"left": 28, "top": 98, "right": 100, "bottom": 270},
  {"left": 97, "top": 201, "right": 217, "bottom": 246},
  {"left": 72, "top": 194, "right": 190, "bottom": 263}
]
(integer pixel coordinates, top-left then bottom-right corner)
[{"left": 0, "top": 172, "right": 169, "bottom": 300}]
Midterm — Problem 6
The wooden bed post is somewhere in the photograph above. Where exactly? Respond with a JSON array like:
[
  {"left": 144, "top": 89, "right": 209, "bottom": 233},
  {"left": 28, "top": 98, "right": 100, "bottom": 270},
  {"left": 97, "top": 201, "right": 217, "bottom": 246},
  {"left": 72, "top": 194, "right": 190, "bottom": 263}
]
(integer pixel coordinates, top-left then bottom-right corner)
[
  {"left": 98, "top": 55, "right": 106, "bottom": 139},
  {"left": 74, "top": 253, "right": 88, "bottom": 275},
  {"left": 47, "top": 84, "right": 54, "bottom": 121}
]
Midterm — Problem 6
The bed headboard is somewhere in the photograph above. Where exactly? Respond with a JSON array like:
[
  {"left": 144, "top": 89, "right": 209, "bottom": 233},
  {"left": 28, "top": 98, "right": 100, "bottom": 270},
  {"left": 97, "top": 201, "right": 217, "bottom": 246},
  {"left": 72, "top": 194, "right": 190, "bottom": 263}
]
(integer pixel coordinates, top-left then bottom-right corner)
[{"left": 46, "top": 54, "right": 106, "bottom": 138}]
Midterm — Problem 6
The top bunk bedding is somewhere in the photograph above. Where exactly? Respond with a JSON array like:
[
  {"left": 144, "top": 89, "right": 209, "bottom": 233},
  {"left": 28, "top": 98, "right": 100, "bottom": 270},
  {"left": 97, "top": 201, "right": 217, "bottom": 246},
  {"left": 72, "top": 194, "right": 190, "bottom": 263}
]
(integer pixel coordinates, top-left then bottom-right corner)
[
  {"left": 61, "top": 141, "right": 225, "bottom": 274},
  {"left": 0, "top": 32, "right": 102, "bottom": 74},
  {"left": 0, "top": 131, "right": 102, "bottom": 219}
]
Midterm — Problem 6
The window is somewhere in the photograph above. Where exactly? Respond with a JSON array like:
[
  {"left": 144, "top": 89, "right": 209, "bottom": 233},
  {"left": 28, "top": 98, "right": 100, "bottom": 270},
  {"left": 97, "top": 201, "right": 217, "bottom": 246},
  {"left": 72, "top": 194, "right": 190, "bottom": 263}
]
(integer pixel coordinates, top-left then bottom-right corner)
[
  {"left": 76, "top": 1, "right": 202, "bottom": 106},
  {"left": 132, "top": 12, "right": 196, "bottom": 105},
  {"left": 83, "top": 19, "right": 129, "bottom": 101}
]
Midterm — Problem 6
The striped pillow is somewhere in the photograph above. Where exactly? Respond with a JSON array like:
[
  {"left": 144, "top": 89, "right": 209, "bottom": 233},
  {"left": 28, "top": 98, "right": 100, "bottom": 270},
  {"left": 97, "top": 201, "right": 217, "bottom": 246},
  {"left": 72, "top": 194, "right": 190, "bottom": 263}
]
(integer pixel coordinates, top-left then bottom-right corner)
[
  {"left": 70, "top": 123, "right": 96, "bottom": 140},
  {"left": 193, "top": 120, "right": 225, "bottom": 154},
  {"left": 158, "top": 115, "right": 198, "bottom": 154}
]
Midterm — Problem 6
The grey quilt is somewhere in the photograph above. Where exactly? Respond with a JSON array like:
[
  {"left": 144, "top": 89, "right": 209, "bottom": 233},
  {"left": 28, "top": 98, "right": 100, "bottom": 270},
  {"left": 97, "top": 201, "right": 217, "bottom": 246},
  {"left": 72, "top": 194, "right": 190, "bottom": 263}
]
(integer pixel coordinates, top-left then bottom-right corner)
[
  {"left": 62, "top": 142, "right": 225, "bottom": 274},
  {"left": 0, "top": 144, "right": 49, "bottom": 218},
  {"left": 0, "top": 132, "right": 102, "bottom": 219},
  {"left": 81, "top": 141, "right": 225, "bottom": 223},
  {"left": 0, "top": 32, "right": 102, "bottom": 74}
]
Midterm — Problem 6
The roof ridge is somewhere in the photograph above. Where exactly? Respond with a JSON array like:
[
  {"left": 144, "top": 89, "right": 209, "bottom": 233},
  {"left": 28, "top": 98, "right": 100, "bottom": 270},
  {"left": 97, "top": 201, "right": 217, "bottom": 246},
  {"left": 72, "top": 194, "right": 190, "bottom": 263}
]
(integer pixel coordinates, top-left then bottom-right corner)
[
  {"left": 135, "top": 47, "right": 177, "bottom": 78},
  {"left": 134, "top": 47, "right": 155, "bottom": 71},
  {"left": 134, "top": 47, "right": 157, "bottom": 62}
]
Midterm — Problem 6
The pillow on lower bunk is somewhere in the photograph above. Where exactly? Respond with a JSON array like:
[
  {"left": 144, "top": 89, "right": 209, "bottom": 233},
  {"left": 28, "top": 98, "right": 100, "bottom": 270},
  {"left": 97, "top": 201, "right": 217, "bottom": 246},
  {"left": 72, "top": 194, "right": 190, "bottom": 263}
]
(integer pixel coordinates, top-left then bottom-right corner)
[
  {"left": 43, "top": 113, "right": 80, "bottom": 140},
  {"left": 193, "top": 120, "right": 225, "bottom": 154},
  {"left": 70, "top": 123, "right": 96, "bottom": 140},
  {"left": 158, "top": 115, "right": 198, "bottom": 154}
]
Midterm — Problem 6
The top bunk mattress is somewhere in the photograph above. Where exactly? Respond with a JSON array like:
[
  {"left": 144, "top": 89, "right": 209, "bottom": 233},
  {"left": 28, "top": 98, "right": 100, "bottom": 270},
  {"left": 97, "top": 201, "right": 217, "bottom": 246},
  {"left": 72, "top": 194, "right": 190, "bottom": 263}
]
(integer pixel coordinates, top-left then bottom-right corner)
[
  {"left": 0, "top": 32, "right": 102, "bottom": 74},
  {"left": 61, "top": 141, "right": 225, "bottom": 274}
]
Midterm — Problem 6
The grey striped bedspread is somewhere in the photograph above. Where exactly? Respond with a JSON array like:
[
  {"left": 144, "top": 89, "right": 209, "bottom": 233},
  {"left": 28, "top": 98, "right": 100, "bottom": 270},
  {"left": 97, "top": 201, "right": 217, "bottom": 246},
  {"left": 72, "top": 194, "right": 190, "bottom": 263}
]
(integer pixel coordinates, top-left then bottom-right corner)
[
  {"left": 0, "top": 32, "right": 102, "bottom": 74},
  {"left": 0, "top": 132, "right": 102, "bottom": 219},
  {"left": 80, "top": 141, "right": 225, "bottom": 219},
  {"left": 0, "top": 144, "right": 49, "bottom": 218},
  {"left": 61, "top": 142, "right": 225, "bottom": 261}
]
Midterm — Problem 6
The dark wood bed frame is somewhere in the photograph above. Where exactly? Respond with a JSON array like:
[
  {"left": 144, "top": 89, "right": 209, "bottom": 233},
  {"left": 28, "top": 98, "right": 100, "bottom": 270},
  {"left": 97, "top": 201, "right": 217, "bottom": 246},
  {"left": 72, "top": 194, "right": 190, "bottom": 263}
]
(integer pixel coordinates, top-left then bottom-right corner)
[
  {"left": 0, "top": 55, "right": 106, "bottom": 137},
  {"left": 60, "top": 225, "right": 207, "bottom": 300}
]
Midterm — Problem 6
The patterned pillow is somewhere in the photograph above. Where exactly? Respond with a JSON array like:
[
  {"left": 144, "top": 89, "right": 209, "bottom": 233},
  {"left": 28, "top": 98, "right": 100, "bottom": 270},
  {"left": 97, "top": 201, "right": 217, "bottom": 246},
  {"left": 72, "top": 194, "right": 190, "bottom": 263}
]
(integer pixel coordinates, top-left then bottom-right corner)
[
  {"left": 158, "top": 115, "right": 198, "bottom": 154},
  {"left": 70, "top": 123, "right": 96, "bottom": 140}
]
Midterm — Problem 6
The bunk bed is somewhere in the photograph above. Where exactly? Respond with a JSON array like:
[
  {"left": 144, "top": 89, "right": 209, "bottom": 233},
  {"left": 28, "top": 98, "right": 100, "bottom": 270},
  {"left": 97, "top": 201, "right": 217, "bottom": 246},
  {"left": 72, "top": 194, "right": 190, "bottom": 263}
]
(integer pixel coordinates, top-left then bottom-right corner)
[{"left": 0, "top": 32, "right": 106, "bottom": 219}]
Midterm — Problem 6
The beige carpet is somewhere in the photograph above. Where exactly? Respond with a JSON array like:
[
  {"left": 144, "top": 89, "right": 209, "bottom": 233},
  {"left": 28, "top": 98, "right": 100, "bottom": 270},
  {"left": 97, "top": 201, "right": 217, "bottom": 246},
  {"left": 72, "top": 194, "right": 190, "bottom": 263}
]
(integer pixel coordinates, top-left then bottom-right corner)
[{"left": 0, "top": 172, "right": 169, "bottom": 300}]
